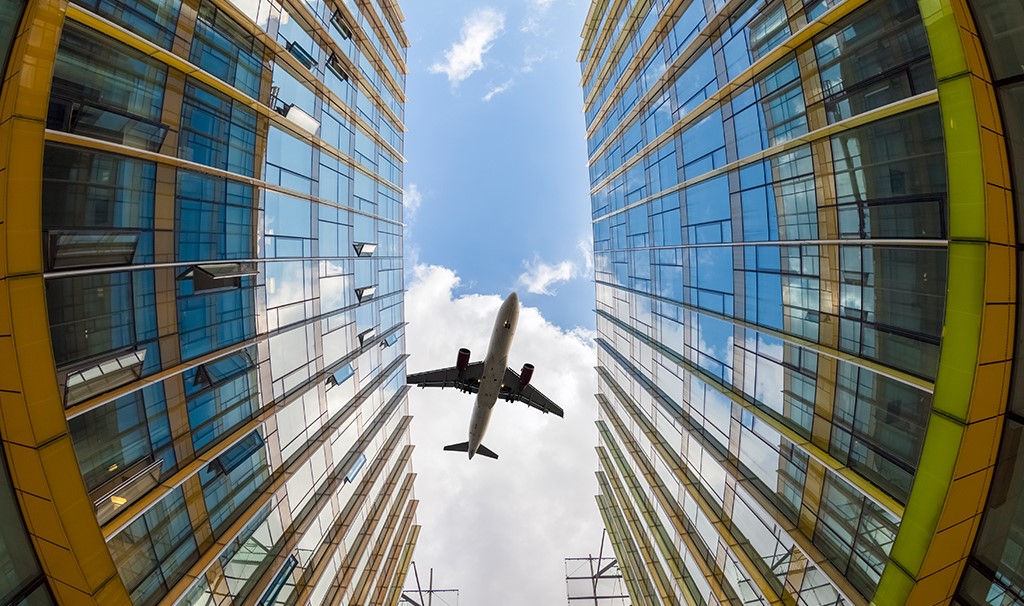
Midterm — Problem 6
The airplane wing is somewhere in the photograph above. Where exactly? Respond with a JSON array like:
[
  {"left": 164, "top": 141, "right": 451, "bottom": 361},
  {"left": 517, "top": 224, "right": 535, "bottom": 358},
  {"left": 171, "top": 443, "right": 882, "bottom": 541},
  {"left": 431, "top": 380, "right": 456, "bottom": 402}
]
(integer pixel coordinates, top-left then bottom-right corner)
[
  {"left": 407, "top": 362, "right": 485, "bottom": 394},
  {"left": 499, "top": 367, "right": 564, "bottom": 417}
]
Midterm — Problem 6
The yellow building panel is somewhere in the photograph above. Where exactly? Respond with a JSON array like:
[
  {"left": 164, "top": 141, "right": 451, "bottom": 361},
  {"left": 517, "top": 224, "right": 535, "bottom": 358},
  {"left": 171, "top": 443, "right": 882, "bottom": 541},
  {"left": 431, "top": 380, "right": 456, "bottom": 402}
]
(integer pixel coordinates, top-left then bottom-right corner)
[
  {"left": 981, "top": 127, "right": 1012, "bottom": 188},
  {"left": 935, "top": 471, "right": 989, "bottom": 533},
  {"left": 947, "top": 0, "right": 977, "bottom": 35},
  {"left": 985, "top": 185, "right": 1014, "bottom": 245},
  {"left": 5, "top": 442, "right": 49, "bottom": 497},
  {"left": 0, "top": 391, "right": 35, "bottom": 447},
  {"left": 0, "top": 78, "right": 19, "bottom": 124},
  {"left": 918, "top": 517, "right": 974, "bottom": 579},
  {"left": 35, "top": 539, "right": 90, "bottom": 593},
  {"left": 953, "top": 416, "right": 1003, "bottom": 479},
  {"left": 985, "top": 244, "right": 1015, "bottom": 302},
  {"left": 0, "top": 336, "right": 20, "bottom": 392},
  {"left": 19, "top": 490, "right": 69, "bottom": 547},
  {"left": 0, "top": 117, "right": 11, "bottom": 162},
  {"left": 58, "top": 499, "right": 121, "bottom": 591},
  {"left": 0, "top": 168, "right": 7, "bottom": 226},
  {"left": 960, "top": 30, "right": 990, "bottom": 84},
  {"left": 93, "top": 577, "right": 133, "bottom": 606},
  {"left": 905, "top": 560, "right": 963, "bottom": 605},
  {"left": 968, "top": 361, "right": 1011, "bottom": 423},
  {"left": 978, "top": 303, "right": 1014, "bottom": 365},
  {"left": 10, "top": 294, "right": 64, "bottom": 447},
  {"left": 971, "top": 76, "right": 1001, "bottom": 134},
  {"left": 5, "top": 119, "right": 44, "bottom": 275}
]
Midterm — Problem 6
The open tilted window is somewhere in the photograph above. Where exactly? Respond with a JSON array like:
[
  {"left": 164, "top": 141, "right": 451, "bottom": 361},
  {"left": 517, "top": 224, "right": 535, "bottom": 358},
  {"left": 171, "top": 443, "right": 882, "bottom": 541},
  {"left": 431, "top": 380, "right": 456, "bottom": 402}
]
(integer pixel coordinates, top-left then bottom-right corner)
[{"left": 178, "top": 262, "right": 258, "bottom": 293}]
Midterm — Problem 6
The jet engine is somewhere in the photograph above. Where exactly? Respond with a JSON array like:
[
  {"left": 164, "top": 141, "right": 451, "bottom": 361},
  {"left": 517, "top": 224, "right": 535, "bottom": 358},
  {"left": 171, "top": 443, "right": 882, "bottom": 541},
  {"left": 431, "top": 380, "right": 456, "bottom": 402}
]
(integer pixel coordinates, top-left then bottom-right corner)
[
  {"left": 519, "top": 363, "right": 535, "bottom": 389},
  {"left": 456, "top": 348, "right": 471, "bottom": 372}
]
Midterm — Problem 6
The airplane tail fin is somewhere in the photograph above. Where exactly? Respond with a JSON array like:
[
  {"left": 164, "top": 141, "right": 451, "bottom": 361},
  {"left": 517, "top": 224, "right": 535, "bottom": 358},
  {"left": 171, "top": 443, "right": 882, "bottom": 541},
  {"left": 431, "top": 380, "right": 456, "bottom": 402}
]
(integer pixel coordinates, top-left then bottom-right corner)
[{"left": 442, "top": 442, "right": 499, "bottom": 460}]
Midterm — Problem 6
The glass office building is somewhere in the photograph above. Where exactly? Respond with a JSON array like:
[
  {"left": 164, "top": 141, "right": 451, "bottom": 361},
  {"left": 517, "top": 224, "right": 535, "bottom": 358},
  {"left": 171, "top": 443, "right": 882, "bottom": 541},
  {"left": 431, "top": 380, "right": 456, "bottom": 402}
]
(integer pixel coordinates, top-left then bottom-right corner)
[
  {"left": 0, "top": 0, "right": 417, "bottom": 602},
  {"left": 579, "top": 0, "right": 1023, "bottom": 603}
]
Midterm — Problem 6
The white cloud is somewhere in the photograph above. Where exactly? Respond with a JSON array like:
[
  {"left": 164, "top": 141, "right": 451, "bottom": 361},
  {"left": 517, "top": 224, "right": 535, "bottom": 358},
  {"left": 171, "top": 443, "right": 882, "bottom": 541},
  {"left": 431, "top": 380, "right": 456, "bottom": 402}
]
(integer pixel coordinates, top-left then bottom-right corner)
[
  {"left": 519, "top": 48, "right": 552, "bottom": 73},
  {"left": 405, "top": 265, "right": 603, "bottom": 605},
  {"left": 482, "top": 79, "right": 515, "bottom": 102},
  {"left": 577, "top": 237, "right": 594, "bottom": 274},
  {"left": 518, "top": 258, "right": 576, "bottom": 295},
  {"left": 405, "top": 183, "right": 422, "bottom": 219},
  {"left": 517, "top": 240, "right": 595, "bottom": 296},
  {"left": 521, "top": 0, "right": 555, "bottom": 33},
  {"left": 429, "top": 9, "right": 506, "bottom": 85}
]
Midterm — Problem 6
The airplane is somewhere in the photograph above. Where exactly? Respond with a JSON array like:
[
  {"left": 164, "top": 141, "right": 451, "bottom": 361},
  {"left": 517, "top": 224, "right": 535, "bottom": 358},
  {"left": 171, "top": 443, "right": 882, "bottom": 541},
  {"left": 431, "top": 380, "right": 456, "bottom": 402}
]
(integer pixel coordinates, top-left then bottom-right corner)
[{"left": 406, "top": 292, "right": 563, "bottom": 460}]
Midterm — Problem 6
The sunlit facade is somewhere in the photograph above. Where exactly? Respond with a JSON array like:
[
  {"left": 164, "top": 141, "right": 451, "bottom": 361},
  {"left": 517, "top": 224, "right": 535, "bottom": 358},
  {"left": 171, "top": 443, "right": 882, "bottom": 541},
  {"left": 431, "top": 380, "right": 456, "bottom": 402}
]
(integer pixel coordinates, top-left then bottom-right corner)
[
  {"left": 579, "top": 0, "right": 1023, "bottom": 603},
  {"left": 0, "top": 0, "right": 417, "bottom": 603}
]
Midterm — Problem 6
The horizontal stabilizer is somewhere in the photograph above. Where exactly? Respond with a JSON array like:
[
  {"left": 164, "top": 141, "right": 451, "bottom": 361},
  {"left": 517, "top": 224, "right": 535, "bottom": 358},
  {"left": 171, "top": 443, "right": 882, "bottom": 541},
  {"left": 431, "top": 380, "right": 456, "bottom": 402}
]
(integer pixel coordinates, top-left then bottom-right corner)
[
  {"left": 442, "top": 442, "right": 499, "bottom": 460},
  {"left": 475, "top": 444, "right": 499, "bottom": 460}
]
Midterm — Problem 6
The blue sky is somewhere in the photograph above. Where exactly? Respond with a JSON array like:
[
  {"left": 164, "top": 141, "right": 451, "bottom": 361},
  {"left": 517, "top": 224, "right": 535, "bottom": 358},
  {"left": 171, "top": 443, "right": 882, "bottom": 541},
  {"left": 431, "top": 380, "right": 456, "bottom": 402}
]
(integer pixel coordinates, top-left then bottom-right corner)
[
  {"left": 403, "top": 0, "right": 595, "bottom": 331},
  {"left": 399, "top": 1, "right": 605, "bottom": 603}
]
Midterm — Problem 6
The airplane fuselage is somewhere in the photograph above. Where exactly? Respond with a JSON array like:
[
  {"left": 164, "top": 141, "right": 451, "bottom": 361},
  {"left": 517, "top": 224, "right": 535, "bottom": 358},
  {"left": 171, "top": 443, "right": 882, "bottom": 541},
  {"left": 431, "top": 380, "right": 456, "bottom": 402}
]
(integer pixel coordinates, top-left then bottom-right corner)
[{"left": 466, "top": 293, "right": 519, "bottom": 458}]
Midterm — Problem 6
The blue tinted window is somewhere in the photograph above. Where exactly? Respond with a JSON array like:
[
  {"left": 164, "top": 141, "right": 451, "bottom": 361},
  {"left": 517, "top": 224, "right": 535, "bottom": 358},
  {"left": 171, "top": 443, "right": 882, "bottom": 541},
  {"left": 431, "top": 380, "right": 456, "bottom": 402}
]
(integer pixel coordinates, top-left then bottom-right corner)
[
  {"left": 42, "top": 144, "right": 157, "bottom": 266},
  {"left": 186, "top": 350, "right": 259, "bottom": 453},
  {"left": 685, "top": 174, "right": 730, "bottom": 226},
  {"left": 68, "top": 384, "right": 175, "bottom": 493},
  {"left": 108, "top": 488, "right": 198, "bottom": 606},
  {"left": 49, "top": 23, "right": 168, "bottom": 151},
  {"left": 200, "top": 431, "right": 270, "bottom": 537},
  {"left": 180, "top": 79, "right": 257, "bottom": 176},
  {"left": 265, "top": 127, "right": 314, "bottom": 193},
  {"left": 190, "top": 1, "right": 264, "bottom": 97},
  {"left": 46, "top": 272, "right": 135, "bottom": 366},
  {"left": 177, "top": 171, "right": 255, "bottom": 261},
  {"left": 178, "top": 276, "right": 256, "bottom": 360},
  {"left": 74, "top": 0, "right": 179, "bottom": 49}
]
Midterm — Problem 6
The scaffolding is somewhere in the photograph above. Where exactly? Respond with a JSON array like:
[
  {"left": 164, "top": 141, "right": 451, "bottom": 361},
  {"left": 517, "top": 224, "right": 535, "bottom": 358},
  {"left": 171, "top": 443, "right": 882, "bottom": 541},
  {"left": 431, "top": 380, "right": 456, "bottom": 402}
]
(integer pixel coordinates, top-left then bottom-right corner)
[
  {"left": 398, "top": 562, "right": 458, "bottom": 606},
  {"left": 565, "top": 531, "right": 631, "bottom": 605}
]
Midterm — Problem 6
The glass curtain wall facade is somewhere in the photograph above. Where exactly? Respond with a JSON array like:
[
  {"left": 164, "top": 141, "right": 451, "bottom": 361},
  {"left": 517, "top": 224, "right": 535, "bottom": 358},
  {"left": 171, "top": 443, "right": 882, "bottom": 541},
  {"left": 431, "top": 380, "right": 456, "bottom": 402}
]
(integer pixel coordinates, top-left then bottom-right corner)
[
  {"left": 580, "top": 0, "right": 1019, "bottom": 603},
  {"left": 0, "top": 0, "right": 418, "bottom": 603}
]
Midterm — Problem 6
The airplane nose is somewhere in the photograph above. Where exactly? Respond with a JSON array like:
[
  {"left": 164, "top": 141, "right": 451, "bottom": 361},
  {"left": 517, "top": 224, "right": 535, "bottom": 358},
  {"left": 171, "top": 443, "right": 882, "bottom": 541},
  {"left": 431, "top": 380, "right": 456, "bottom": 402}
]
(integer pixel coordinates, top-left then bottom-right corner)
[{"left": 507, "top": 292, "right": 519, "bottom": 306}]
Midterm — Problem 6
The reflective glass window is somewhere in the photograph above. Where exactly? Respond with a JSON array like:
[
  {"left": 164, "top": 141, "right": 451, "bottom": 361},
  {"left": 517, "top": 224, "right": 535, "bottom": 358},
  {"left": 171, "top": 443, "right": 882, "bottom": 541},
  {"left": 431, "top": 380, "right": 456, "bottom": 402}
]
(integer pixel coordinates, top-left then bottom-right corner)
[
  {"left": 180, "top": 79, "right": 258, "bottom": 177},
  {"left": 177, "top": 273, "right": 257, "bottom": 360},
  {"left": 68, "top": 385, "right": 174, "bottom": 494},
  {"left": 265, "top": 126, "right": 314, "bottom": 194},
  {"left": 831, "top": 106, "right": 947, "bottom": 239},
  {"left": 48, "top": 23, "right": 168, "bottom": 152},
  {"left": 46, "top": 272, "right": 135, "bottom": 366},
  {"left": 814, "top": 0, "right": 934, "bottom": 122},
  {"left": 968, "top": 0, "right": 1024, "bottom": 81},
  {"left": 72, "top": 0, "right": 179, "bottom": 49},
  {"left": 177, "top": 170, "right": 255, "bottom": 261},
  {"left": 190, "top": 1, "right": 264, "bottom": 98},
  {"left": 200, "top": 430, "right": 271, "bottom": 537},
  {"left": 42, "top": 143, "right": 157, "bottom": 265},
  {"left": 0, "top": 0, "right": 27, "bottom": 83},
  {"left": 0, "top": 448, "right": 52, "bottom": 605},
  {"left": 831, "top": 363, "right": 931, "bottom": 503},
  {"left": 185, "top": 348, "right": 260, "bottom": 453},
  {"left": 108, "top": 488, "right": 198, "bottom": 606},
  {"left": 814, "top": 473, "right": 898, "bottom": 599},
  {"left": 838, "top": 246, "right": 946, "bottom": 380},
  {"left": 998, "top": 83, "right": 1024, "bottom": 246}
]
